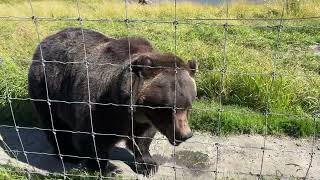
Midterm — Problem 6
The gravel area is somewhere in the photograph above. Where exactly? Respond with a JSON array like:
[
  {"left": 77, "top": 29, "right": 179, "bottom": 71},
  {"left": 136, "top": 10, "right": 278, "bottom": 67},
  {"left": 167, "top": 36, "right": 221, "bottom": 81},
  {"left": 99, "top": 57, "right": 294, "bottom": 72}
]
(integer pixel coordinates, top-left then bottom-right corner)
[{"left": 0, "top": 127, "right": 319, "bottom": 179}]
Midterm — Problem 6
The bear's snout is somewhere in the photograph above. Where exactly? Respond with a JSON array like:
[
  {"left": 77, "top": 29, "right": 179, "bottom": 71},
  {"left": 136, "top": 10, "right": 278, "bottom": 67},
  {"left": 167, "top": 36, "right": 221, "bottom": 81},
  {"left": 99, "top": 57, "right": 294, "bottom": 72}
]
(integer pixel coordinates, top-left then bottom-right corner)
[
  {"left": 179, "top": 131, "right": 193, "bottom": 141},
  {"left": 174, "top": 110, "right": 193, "bottom": 142}
]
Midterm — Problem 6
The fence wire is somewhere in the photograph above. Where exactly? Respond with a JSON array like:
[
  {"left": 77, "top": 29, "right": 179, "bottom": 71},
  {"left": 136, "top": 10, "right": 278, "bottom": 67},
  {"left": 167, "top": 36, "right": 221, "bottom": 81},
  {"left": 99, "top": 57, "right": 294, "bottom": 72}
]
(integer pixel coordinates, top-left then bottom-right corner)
[
  {"left": 259, "top": 1, "right": 288, "bottom": 179},
  {"left": 0, "top": 0, "right": 319, "bottom": 179}
]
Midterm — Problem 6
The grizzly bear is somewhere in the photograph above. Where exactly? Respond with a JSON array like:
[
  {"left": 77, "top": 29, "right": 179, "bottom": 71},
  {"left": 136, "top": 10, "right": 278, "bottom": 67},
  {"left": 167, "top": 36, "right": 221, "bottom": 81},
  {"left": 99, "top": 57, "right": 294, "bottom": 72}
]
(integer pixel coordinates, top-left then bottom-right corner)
[{"left": 28, "top": 27, "right": 197, "bottom": 176}]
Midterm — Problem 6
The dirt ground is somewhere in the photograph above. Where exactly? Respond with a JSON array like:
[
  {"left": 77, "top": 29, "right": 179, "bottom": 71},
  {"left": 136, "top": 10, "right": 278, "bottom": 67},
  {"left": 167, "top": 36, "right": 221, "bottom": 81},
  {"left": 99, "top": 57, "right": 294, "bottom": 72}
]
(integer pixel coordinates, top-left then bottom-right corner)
[{"left": 0, "top": 126, "right": 319, "bottom": 179}]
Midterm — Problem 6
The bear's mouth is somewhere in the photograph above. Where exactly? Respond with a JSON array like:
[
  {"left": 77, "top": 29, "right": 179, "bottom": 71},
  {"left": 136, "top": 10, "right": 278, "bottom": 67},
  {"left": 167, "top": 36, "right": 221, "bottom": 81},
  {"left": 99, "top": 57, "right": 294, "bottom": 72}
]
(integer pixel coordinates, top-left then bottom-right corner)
[{"left": 168, "top": 139, "right": 182, "bottom": 146}]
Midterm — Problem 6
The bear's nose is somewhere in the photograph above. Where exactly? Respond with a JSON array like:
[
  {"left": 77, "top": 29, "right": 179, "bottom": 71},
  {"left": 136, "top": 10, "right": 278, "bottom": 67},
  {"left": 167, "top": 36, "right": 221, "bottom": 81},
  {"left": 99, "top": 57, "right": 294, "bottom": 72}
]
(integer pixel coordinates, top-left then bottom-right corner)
[{"left": 180, "top": 131, "right": 193, "bottom": 141}]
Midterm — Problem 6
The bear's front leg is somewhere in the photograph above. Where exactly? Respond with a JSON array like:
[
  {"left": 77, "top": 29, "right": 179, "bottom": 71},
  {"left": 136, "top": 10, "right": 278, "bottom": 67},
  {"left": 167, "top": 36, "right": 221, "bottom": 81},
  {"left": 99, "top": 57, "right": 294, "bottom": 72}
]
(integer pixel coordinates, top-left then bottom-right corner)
[
  {"left": 126, "top": 123, "right": 158, "bottom": 176},
  {"left": 77, "top": 133, "right": 124, "bottom": 177}
]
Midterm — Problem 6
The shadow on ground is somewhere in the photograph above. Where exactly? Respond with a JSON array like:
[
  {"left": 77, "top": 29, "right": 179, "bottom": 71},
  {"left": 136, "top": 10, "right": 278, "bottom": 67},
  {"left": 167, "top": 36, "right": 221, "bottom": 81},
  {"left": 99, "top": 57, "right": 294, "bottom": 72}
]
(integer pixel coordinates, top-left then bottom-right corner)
[
  {"left": 0, "top": 126, "right": 211, "bottom": 178},
  {"left": 0, "top": 126, "right": 138, "bottom": 173},
  {"left": 1, "top": 126, "right": 319, "bottom": 179}
]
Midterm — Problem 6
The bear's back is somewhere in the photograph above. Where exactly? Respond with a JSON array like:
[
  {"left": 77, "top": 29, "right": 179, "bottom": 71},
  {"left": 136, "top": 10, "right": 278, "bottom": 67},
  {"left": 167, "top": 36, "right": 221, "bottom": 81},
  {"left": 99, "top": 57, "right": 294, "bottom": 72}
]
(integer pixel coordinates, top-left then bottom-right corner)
[
  {"left": 32, "top": 27, "right": 113, "bottom": 63},
  {"left": 28, "top": 28, "right": 154, "bottom": 104}
]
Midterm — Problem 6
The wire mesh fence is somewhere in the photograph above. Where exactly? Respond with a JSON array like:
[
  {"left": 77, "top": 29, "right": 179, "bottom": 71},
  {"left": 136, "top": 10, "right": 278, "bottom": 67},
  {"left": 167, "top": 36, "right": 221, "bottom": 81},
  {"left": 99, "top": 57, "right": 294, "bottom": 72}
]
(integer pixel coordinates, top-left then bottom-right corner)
[{"left": 0, "top": 0, "right": 319, "bottom": 179}]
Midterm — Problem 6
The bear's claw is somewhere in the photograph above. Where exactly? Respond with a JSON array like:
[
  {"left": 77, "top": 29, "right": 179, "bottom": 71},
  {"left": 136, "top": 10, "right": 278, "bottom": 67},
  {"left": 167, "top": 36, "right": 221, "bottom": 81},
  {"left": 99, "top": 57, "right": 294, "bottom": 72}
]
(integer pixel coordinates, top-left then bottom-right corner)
[{"left": 134, "top": 156, "right": 159, "bottom": 177}]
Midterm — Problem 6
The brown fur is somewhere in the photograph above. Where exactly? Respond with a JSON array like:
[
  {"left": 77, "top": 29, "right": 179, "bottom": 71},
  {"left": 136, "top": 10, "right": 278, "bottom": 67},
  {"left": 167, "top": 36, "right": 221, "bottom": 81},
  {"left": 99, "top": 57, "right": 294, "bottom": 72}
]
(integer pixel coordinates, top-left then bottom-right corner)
[{"left": 28, "top": 27, "right": 197, "bottom": 176}]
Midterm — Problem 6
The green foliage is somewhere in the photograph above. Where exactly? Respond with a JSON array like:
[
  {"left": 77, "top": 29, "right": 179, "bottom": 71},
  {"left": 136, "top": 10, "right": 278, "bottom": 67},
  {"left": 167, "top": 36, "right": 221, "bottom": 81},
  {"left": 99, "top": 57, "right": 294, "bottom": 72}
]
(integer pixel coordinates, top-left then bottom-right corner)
[
  {"left": 0, "top": 166, "right": 48, "bottom": 180},
  {"left": 190, "top": 100, "right": 320, "bottom": 137},
  {"left": 0, "top": 166, "right": 124, "bottom": 179},
  {"left": 286, "top": 0, "right": 301, "bottom": 16},
  {"left": 0, "top": 166, "right": 29, "bottom": 180}
]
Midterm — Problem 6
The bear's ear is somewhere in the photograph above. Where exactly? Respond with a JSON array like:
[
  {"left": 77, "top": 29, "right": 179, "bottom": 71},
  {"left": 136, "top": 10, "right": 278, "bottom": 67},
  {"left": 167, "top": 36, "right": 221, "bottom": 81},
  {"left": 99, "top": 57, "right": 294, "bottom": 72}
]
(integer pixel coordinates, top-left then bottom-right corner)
[
  {"left": 131, "top": 55, "right": 153, "bottom": 77},
  {"left": 188, "top": 59, "right": 198, "bottom": 76}
]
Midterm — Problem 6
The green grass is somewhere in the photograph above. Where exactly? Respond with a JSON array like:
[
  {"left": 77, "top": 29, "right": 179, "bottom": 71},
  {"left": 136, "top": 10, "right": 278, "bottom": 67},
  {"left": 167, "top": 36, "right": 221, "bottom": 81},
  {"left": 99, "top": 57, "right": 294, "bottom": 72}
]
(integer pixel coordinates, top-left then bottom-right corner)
[
  {"left": 0, "top": 166, "right": 46, "bottom": 180},
  {"left": 0, "top": 166, "right": 28, "bottom": 180},
  {"left": 190, "top": 100, "right": 319, "bottom": 137},
  {"left": 0, "top": 0, "right": 319, "bottom": 138},
  {"left": 0, "top": 165, "right": 125, "bottom": 179}
]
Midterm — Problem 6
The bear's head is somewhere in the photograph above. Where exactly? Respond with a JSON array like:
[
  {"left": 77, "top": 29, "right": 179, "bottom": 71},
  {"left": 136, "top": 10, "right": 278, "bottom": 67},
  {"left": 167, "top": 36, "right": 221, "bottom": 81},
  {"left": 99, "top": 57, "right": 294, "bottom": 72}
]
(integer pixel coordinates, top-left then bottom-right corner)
[{"left": 132, "top": 53, "right": 197, "bottom": 146}]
